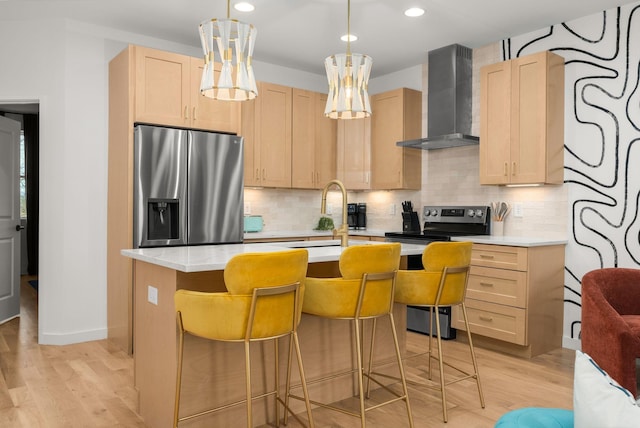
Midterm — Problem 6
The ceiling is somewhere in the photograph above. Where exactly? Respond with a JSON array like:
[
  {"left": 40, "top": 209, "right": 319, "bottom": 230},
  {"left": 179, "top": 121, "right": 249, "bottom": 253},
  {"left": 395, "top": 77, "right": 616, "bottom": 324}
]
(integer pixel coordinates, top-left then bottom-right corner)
[{"left": 1, "top": 0, "right": 637, "bottom": 77}]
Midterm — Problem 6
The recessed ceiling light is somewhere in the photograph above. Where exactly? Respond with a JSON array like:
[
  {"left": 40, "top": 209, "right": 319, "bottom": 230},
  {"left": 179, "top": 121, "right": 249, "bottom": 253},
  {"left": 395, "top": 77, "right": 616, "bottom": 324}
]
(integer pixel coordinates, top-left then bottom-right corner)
[
  {"left": 404, "top": 7, "right": 425, "bottom": 17},
  {"left": 341, "top": 34, "right": 358, "bottom": 42},
  {"left": 234, "top": 2, "right": 255, "bottom": 12}
]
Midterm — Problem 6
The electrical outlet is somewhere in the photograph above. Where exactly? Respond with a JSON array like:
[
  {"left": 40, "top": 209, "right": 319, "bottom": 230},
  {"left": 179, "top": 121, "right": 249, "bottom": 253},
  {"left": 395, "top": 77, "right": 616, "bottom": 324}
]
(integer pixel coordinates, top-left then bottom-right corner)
[
  {"left": 389, "top": 203, "right": 396, "bottom": 215},
  {"left": 513, "top": 203, "right": 523, "bottom": 218},
  {"left": 244, "top": 202, "right": 251, "bottom": 215},
  {"left": 326, "top": 204, "right": 333, "bottom": 215},
  {"left": 148, "top": 286, "right": 158, "bottom": 305}
]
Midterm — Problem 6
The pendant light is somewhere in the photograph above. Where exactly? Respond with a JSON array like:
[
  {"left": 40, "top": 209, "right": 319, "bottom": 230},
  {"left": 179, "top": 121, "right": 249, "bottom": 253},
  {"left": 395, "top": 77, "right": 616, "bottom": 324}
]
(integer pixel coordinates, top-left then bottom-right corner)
[
  {"left": 199, "top": 0, "right": 258, "bottom": 101},
  {"left": 324, "top": 0, "right": 372, "bottom": 119}
]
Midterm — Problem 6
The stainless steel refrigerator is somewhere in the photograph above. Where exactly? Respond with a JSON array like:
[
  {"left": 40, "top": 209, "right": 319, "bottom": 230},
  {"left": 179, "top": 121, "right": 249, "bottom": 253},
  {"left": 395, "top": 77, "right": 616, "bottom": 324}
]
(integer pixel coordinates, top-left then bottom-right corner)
[{"left": 133, "top": 125, "right": 244, "bottom": 248}]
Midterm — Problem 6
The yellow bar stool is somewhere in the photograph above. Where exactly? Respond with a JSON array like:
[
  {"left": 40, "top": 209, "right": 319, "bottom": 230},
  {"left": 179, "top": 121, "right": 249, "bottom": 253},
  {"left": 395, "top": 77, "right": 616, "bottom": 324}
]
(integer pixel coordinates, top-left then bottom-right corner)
[
  {"left": 395, "top": 241, "right": 485, "bottom": 422},
  {"left": 173, "top": 249, "right": 314, "bottom": 428},
  {"left": 295, "top": 243, "right": 414, "bottom": 428}
]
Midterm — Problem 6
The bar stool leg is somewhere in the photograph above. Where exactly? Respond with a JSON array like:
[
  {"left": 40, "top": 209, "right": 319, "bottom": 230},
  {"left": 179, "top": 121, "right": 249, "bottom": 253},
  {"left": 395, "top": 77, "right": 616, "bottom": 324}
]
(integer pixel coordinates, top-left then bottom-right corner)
[
  {"left": 174, "top": 314, "right": 185, "bottom": 428},
  {"left": 461, "top": 302, "right": 485, "bottom": 408},
  {"left": 353, "top": 318, "right": 367, "bottom": 428},
  {"left": 275, "top": 339, "right": 281, "bottom": 428},
  {"left": 389, "top": 312, "right": 415, "bottom": 428},
  {"left": 434, "top": 305, "right": 448, "bottom": 422},
  {"left": 284, "top": 334, "right": 293, "bottom": 426},
  {"left": 365, "top": 318, "right": 377, "bottom": 398},
  {"left": 293, "top": 331, "right": 315, "bottom": 428},
  {"left": 244, "top": 341, "right": 253, "bottom": 428},
  {"left": 427, "top": 307, "right": 434, "bottom": 380}
]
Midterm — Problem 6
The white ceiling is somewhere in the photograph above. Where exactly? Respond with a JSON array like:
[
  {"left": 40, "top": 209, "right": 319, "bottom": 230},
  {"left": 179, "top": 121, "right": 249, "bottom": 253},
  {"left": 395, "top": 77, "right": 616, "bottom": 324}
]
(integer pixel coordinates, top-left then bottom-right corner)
[{"left": 1, "top": 0, "right": 637, "bottom": 77}]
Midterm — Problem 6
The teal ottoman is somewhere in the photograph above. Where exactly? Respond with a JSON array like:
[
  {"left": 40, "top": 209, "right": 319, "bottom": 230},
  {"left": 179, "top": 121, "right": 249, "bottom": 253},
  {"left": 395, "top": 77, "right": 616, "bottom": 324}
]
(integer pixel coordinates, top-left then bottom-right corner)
[{"left": 495, "top": 408, "right": 574, "bottom": 428}]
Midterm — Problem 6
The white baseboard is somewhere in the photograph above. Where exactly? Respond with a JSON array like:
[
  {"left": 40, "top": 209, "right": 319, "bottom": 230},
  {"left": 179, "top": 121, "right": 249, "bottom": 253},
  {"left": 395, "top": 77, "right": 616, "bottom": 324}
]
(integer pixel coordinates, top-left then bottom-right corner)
[
  {"left": 38, "top": 327, "right": 107, "bottom": 346},
  {"left": 0, "top": 314, "right": 20, "bottom": 325},
  {"left": 563, "top": 336, "right": 581, "bottom": 351}
]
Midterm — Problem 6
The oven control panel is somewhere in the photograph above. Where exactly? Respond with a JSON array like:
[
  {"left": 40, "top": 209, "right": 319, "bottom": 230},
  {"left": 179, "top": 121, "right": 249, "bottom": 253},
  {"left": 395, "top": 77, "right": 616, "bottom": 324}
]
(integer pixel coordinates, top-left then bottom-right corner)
[{"left": 423, "top": 205, "right": 490, "bottom": 224}]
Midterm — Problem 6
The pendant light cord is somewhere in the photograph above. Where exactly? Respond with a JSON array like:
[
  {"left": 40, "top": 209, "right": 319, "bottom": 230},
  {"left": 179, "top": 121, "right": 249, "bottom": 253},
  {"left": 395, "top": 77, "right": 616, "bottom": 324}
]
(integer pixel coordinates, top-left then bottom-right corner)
[
  {"left": 346, "top": 0, "right": 351, "bottom": 56},
  {"left": 226, "top": 0, "right": 230, "bottom": 19}
]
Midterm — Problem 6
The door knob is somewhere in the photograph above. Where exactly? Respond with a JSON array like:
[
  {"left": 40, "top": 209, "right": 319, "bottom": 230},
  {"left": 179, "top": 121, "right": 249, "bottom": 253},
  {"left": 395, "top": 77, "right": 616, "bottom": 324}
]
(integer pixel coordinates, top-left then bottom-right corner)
[{"left": 16, "top": 224, "right": 24, "bottom": 231}]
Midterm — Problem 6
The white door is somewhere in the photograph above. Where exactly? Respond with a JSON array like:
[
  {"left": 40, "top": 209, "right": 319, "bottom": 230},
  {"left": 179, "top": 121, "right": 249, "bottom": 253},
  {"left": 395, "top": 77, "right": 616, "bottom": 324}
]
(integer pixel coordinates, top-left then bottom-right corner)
[{"left": 0, "top": 115, "right": 21, "bottom": 324}]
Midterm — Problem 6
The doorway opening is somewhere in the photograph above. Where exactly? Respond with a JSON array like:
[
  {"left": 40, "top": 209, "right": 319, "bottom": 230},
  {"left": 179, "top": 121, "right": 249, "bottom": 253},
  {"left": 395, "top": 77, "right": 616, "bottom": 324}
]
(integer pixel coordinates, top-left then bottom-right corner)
[{"left": 0, "top": 102, "right": 40, "bottom": 321}]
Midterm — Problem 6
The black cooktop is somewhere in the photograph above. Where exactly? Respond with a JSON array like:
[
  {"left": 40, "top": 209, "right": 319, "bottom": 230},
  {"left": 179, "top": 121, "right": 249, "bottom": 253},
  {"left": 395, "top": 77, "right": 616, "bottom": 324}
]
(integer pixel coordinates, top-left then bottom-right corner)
[{"left": 385, "top": 205, "right": 492, "bottom": 241}]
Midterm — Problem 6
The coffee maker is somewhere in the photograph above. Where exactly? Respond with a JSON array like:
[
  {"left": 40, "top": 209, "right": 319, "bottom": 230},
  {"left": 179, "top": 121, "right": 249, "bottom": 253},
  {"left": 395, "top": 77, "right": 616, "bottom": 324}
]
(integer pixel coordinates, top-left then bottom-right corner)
[
  {"left": 356, "top": 203, "right": 367, "bottom": 230},
  {"left": 347, "top": 203, "right": 358, "bottom": 229},
  {"left": 347, "top": 203, "right": 367, "bottom": 230}
]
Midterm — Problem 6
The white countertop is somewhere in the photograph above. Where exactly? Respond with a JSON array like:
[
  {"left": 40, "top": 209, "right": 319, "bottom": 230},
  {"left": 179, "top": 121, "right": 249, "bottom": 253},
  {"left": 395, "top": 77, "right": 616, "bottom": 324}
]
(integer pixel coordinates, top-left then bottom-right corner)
[
  {"left": 452, "top": 235, "right": 568, "bottom": 247},
  {"left": 121, "top": 240, "right": 427, "bottom": 273}
]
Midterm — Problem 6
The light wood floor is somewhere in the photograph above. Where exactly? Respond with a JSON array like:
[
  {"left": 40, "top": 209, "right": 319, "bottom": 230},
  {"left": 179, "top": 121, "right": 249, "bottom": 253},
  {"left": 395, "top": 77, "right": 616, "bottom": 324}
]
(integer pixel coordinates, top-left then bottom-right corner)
[{"left": 0, "top": 276, "right": 575, "bottom": 427}]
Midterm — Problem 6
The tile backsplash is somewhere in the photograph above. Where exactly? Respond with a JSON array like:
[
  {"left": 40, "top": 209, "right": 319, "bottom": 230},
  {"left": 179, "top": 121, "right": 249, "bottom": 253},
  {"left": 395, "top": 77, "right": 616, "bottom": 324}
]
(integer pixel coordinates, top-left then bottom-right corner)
[
  {"left": 243, "top": 187, "right": 420, "bottom": 233},
  {"left": 244, "top": 174, "right": 567, "bottom": 238}
]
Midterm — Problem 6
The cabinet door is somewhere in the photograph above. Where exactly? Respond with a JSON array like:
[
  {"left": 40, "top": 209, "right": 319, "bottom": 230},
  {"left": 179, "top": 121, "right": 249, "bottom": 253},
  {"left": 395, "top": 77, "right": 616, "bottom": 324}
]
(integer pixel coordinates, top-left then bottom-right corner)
[
  {"left": 479, "top": 60, "right": 511, "bottom": 184},
  {"left": 291, "top": 89, "right": 316, "bottom": 189},
  {"left": 314, "top": 93, "right": 337, "bottom": 188},
  {"left": 189, "top": 57, "right": 240, "bottom": 134},
  {"left": 134, "top": 47, "right": 190, "bottom": 127},
  {"left": 241, "top": 98, "right": 259, "bottom": 186},
  {"left": 511, "top": 51, "right": 564, "bottom": 185},
  {"left": 371, "top": 88, "right": 421, "bottom": 190},
  {"left": 255, "top": 82, "right": 292, "bottom": 187},
  {"left": 510, "top": 53, "right": 548, "bottom": 184},
  {"left": 371, "top": 90, "right": 403, "bottom": 189},
  {"left": 337, "top": 118, "right": 371, "bottom": 190}
]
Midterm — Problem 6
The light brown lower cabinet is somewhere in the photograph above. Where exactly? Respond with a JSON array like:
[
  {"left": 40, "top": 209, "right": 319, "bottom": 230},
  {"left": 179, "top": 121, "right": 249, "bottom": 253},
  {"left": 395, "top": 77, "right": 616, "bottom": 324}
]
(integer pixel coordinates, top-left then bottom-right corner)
[{"left": 452, "top": 243, "right": 565, "bottom": 358}]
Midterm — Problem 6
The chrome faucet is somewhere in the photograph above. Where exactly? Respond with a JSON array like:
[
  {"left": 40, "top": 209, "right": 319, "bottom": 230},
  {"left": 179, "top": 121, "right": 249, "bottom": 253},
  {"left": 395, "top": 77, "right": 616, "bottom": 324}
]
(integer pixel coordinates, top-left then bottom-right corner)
[{"left": 320, "top": 179, "right": 349, "bottom": 247}]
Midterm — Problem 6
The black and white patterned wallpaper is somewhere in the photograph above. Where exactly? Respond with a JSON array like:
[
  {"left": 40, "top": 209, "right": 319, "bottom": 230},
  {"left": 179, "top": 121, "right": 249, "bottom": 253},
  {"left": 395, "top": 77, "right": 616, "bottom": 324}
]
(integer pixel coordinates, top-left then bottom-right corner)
[{"left": 503, "top": 3, "right": 640, "bottom": 344}]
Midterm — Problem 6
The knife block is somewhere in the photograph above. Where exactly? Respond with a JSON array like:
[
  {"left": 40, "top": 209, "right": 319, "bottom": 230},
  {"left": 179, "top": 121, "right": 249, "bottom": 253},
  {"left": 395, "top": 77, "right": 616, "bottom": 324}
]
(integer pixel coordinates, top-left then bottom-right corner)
[{"left": 402, "top": 211, "right": 421, "bottom": 233}]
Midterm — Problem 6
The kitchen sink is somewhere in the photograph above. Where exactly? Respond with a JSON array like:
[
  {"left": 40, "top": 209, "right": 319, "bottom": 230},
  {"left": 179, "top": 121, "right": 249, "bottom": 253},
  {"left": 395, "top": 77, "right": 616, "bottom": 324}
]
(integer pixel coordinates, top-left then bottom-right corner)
[{"left": 287, "top": 243, "right": 341, "bottom": 248}]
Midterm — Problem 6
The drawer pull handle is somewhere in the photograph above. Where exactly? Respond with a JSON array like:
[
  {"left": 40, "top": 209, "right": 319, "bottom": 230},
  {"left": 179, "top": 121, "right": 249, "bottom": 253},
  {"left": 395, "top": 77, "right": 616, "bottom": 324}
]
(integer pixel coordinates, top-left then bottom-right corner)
[
  {"left": 480, "top": 254, "right": 495, "bottom": 259},
  {"left": 479, "top": 282, "right": 494, "bottom": 287},
  {"left": 479, "top": 316, "right": 493, "bottom": 322}
]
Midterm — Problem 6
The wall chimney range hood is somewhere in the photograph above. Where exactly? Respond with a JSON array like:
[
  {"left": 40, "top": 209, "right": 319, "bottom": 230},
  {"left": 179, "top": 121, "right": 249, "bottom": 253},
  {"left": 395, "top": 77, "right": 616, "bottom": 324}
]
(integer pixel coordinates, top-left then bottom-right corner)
[{"left": 397, "top": 44, "right": 479, "bottom": 150}]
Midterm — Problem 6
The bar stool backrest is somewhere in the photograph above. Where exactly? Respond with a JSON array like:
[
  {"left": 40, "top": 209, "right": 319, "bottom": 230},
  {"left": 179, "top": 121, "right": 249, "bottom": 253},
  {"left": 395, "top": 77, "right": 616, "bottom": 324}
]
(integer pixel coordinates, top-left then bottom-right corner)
[
  {"left": 225, "top": 249, "right": 309, "bottom": 294},
  {"left": 223, "top": 249, "right": 309, "bottom": 339},
  {"left": 423, "top": 242, "right": 472, "bottom": 306},
  {"left": 339, "top": 243, "right": 401, "bottom": 318},
  {"left": 339, "top": 243, "right": 401, "bottom": 279}
]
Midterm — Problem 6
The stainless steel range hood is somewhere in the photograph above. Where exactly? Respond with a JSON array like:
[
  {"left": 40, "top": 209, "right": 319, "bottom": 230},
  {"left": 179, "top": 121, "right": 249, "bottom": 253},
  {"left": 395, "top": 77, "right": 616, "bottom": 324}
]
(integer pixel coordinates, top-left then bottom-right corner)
[{"left": 397, "top": 44, "right": 479, "bottom": 150}]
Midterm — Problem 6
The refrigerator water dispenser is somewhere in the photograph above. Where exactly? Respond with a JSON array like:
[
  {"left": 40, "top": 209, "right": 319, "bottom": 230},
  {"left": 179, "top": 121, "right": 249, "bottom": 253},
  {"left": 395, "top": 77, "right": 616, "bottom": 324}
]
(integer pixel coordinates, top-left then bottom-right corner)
[{"left": 147, "top": 199, "right": 179, "bottom": 241}]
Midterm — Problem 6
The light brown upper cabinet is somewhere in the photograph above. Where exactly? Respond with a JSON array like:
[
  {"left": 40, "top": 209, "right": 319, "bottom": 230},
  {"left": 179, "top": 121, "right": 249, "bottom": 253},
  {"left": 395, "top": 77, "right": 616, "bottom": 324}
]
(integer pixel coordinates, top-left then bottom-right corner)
[
  {"left": 291, "top": 89, "right": 337, "bottom": 189},
  {"left": 480, "top": 51, "right": 564, "bottom": 185},
  {"left": 134, "top": 45, "right": 240, "bottom": 134},
  {"left": 242, "top": 82, "right": 292, "bottom": 188},
  {"left": 370, "top": 88, "right": 422, "bottom": 190},
  {"left": 337, "top": 117, "right": 371, "bottom": 190}
]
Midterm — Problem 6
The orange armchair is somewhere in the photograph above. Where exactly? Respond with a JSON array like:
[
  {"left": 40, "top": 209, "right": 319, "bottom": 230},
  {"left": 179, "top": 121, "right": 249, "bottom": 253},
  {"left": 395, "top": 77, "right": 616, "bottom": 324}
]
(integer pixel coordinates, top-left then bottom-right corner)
[{"left": 581, "top": 268, "right": 640, "bottom": 397}]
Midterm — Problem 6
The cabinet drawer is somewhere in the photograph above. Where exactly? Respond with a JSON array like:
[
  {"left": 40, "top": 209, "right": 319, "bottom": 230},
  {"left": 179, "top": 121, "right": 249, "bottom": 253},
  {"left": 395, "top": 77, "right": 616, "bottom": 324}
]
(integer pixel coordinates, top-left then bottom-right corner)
[
  {"left": 471, "top": 244, "right": 528, "bottom": 271},
  {"left": 453, "top": 300, "right": 526, "bottom": 345},
  {"left": 467, "top": 266, "right": 527, "bottom": 307}
]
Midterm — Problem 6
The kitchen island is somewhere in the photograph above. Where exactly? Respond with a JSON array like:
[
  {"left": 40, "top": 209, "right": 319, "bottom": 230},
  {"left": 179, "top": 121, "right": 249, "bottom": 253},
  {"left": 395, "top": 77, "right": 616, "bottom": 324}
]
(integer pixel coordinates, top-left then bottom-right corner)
[{"left": 121, "top": 240, "right": 426, "bottom": 428}]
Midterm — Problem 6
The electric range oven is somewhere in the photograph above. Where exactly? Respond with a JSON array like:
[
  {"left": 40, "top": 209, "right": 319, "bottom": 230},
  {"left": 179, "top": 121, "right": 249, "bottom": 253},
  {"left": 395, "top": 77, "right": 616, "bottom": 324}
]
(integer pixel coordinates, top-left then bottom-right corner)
[{"left": 385, "top": 205, "right": 491, "bottom": 339}]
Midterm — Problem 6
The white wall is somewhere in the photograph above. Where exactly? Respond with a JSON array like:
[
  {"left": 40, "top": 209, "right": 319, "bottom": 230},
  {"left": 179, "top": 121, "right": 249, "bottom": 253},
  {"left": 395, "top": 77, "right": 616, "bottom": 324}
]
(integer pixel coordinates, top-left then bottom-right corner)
[
  {"left": 0, "top": 19, "right": 71, "bottom": 343},
  {"left": 370, "top": 65, "right": 422, "bottom": 94}
]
